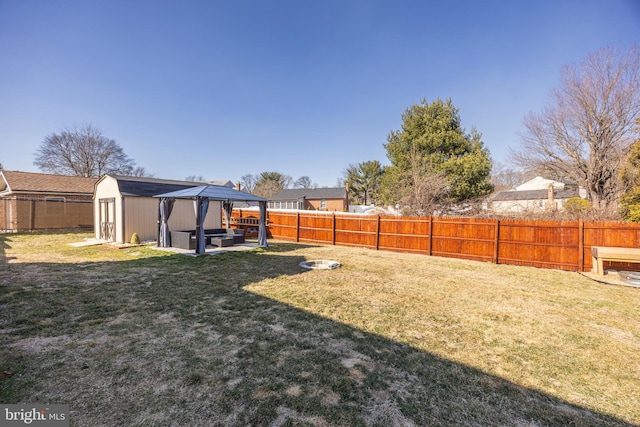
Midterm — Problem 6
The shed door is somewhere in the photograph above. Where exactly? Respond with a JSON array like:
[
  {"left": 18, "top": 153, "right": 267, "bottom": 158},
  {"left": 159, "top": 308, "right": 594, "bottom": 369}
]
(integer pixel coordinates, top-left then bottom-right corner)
[{"left": 99, "top": 198, "right": 116, "bottom": 241}]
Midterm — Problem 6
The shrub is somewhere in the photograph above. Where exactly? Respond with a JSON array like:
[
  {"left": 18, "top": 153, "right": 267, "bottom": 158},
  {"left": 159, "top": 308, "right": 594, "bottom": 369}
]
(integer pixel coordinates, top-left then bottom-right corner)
[
  {"left": 625, "top": 204, "right": 640, "bottom": 222},
  {"left": 619, "top": 188, "right": 640, "bottom": 221},
  {"left": 564, "top": 198, "right": 592, "bottom": 215},
  {"left": 130, "top": 233, "right": 140, "bottom": 245}
]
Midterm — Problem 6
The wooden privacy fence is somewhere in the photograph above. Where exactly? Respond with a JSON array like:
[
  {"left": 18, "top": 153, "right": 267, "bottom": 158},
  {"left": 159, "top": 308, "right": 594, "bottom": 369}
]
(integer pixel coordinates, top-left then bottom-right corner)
[
  {"left": 0, "top": 198, "right": 93, "bottom": 232},
  {"left": 232, "top": 209, "right": 640, "bottom": 272}
]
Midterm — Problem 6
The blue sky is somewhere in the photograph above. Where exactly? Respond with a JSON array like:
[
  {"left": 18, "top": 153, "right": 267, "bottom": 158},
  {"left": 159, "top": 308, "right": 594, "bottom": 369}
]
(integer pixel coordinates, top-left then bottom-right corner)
[{"left": 1, "top": 1, "right": 639, "bottom": 187}]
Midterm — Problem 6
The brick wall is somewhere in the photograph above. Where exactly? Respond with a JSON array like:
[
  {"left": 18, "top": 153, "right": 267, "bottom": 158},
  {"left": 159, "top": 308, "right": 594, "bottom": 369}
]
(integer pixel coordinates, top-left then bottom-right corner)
[{"left": 304, "top": 198, "right": 347, "bottom": 212}]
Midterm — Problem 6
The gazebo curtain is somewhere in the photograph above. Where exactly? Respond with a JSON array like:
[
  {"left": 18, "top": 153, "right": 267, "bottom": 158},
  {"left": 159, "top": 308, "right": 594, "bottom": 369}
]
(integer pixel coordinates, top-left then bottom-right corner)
[
  {"left": 223, "top": 201, "right": 233, "bottom": 229},
  {"left": 258, "top": 201, "right": 268, "bottom": 247},
  {"left": 158, "top": 198, "right": 175, "bottom": 248},
  {"left": 194, "top": 197, "right": 210, "bottom": 254}
]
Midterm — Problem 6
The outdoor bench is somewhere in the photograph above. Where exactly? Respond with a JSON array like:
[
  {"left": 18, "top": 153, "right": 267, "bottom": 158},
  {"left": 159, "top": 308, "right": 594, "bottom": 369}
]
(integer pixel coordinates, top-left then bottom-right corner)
[{"left": 591, "top": 246, "right": 640, "bottom": 275}]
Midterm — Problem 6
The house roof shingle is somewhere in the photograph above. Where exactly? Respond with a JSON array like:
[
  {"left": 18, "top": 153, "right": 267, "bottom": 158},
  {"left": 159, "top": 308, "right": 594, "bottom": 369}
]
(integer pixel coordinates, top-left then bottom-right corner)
[
  {"left": 270, "top": 187, "right": 347, "bottom": 201},
  {"left": 0, "top": 171, "right": 98, "bottom": 195},
  {"left": 492, "top": 188, "right": 580, "bottom": 202}
]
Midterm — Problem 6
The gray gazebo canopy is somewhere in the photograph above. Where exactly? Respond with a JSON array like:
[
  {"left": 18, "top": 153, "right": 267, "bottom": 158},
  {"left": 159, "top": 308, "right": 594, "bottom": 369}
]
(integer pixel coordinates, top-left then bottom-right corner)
[{"left": 154, "top": 185, "right": 268, "bottom": 254}]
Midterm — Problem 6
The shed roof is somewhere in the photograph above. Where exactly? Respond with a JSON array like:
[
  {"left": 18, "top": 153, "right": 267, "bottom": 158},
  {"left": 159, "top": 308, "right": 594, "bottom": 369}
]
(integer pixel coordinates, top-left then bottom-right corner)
[
  {"left": 0, "top": 170, "right": 97, "bottom": 196},
  {"left": 96, "top": 175, "right": 204, "bottom": 197},
  {"left": 270, "top": 187, "right": 347, "bottom": 201},
  {"left": 97, "top": 175, "right": 245, "bottom": 198}
]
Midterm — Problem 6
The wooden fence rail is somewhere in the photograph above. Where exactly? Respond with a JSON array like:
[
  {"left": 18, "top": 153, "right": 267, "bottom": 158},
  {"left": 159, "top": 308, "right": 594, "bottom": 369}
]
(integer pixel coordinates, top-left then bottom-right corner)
[{"left": 231, "top": 209, "right": 640, "bottom": 272}]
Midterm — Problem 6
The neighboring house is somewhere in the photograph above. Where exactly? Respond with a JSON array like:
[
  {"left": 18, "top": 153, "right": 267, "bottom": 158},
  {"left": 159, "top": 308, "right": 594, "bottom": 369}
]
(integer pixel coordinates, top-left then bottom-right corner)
[
  {"left": 490, "top": 176, "right": 586, "bottom": 213},
  {"left": 0, "top": 170, "right": 97, "bottom": 232},
  {"left": 93, "top": 175, "right": 223, "bottom": 244},
  {"left": 211, "top": 180, "right": 235, "bottom": 188},
  {"left": 269, "top": 187, "right": 349, "bottom": 211}
]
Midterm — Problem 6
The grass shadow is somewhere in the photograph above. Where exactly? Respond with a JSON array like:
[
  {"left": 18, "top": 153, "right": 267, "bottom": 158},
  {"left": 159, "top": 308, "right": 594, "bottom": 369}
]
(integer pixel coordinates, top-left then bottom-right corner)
[
  {"left": 0, "top": 234, "right": 15, "bottom": 263},
  {"left": 0, "top": 242, "right": 636, "bottom": 426}
]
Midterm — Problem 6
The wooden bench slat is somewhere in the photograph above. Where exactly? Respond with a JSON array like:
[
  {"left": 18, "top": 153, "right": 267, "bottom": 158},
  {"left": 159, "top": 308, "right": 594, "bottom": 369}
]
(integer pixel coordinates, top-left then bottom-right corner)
[{"left": 591, "top": 246, "right": 640, "bottom": 275}]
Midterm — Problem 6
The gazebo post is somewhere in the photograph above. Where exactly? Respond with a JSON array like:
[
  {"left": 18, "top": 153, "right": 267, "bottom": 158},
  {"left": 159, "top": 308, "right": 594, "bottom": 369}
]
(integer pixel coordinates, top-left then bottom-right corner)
[
  {"left": 258, "top": 201, "right": 268, "bottom": 247},
  {"left": 194, "top": 196, "right": 203, "bottom": 254},
  {"left": 157, "top": 199, "right": 161, "bottom": 246}
]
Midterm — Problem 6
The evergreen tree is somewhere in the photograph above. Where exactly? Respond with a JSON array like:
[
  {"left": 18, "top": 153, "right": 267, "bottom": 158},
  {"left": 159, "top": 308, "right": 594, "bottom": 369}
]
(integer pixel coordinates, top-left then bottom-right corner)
[
  {"left": 619, "top": 119, "right": 640, "bottom": 221},
  {"left": 380, "top": 98, "right": 493, "bottom": 214},
  {"left": 344, "top": 160, "right": 384, "bottom": 205},
  {"left": 253, "top": 171, "right": 292, "bottom": 198}
]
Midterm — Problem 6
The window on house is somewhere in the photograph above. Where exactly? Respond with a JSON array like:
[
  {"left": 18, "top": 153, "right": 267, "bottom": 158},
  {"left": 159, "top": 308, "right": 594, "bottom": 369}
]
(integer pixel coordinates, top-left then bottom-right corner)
[{"left": 321, "top": 199, "right": 326, "bottom": 209}]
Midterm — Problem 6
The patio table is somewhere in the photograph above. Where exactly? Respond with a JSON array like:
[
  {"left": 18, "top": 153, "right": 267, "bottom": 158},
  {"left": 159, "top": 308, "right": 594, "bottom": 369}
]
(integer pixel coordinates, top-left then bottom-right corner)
[{"left": 211, "top": 237, "right": 234, "bottom": 247}]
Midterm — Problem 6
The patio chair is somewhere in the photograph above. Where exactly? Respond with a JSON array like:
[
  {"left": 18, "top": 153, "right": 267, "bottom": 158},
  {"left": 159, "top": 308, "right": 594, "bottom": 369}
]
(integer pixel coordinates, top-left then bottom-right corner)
[{"left": 226, "top": 228, "right": 245, "bottom": 244}]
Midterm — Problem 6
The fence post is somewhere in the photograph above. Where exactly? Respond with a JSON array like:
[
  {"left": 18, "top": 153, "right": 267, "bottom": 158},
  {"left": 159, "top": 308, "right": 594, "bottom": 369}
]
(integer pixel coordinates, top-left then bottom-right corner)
[
  {"left": 493, "top": 219, "right": 500, "bottom": 264},
  {"left": 428, "top": 216, "right": 433, "bottom": 256},
  {"left": 332, "top": 213, "right": 336, "bottom": 245},
  {"left": 376, "top": 215, "right": 381, "bottom": 250},
  {"left": 578, "top": 218, "right": 584, "bottom": 272},
  {"left": 296, "top": 211, "right": 300, "bottom": 242},
  {"left": 30, "top": 200, "right": 36, "bottom": 231}
]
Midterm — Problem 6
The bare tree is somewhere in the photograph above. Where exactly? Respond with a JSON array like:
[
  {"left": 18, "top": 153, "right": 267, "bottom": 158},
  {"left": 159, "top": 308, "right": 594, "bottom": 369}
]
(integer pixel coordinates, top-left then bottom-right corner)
[
  {"left": 406, "top": 160, "right": 449, "bottom": 216},
  {"left": 130, "top": 166, "right": 154, "bottom": 177},
  {"left": 511, "top": 45, "right": 640, "bottom": 213},
  {"left": 185, "top": 175, "right": 206, "bottom": 182},
  {"left": 491, "top": 162, "right": 528, "bottom": 192},
  {"left": 396, "top": 145, "right": 450, "bottom": 215},
  {"left": 240, "top": 174, "right": 257, "bottom": 193},
  {"left": 34, "top": 124, "right": 137, "bottom": 177},
  {"left": 293, "top": 176, "right": 316, "bottom": 189}
]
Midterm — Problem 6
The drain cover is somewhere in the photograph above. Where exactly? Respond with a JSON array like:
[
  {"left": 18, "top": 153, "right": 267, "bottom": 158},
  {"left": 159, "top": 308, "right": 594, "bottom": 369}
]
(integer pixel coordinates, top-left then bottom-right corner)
[{"left": 299, "top": 260, "right": 340, "bottom": 270}]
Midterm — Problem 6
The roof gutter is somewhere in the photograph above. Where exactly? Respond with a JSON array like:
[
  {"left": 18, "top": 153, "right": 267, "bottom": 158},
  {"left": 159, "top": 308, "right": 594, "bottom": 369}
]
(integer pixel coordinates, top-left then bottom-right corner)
[{"left": 1, "top": 190, "right": 93, "bottom": 196}]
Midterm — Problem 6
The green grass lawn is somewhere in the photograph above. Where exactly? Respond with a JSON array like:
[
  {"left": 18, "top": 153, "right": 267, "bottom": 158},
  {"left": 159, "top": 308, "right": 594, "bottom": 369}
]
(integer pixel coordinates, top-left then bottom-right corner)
[{"left": 1, "top": 232, "right": 639, "bottom": 426}]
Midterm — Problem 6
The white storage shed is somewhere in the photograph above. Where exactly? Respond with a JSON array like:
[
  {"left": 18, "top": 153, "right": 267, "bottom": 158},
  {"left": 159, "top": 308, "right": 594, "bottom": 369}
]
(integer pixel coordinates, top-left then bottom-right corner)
[{"left": 93, "top": 175, "right": 223, "bottom": 244}]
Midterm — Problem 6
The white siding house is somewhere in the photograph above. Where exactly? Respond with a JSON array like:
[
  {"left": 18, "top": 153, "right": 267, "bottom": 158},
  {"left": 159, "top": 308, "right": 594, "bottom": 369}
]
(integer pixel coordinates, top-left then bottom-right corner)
[
  {"left": 490, "top": 176, "right": 586, "bottom": 214},
  {"left": 93, "top": 175, "right": 222, "bottom": 244}
]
